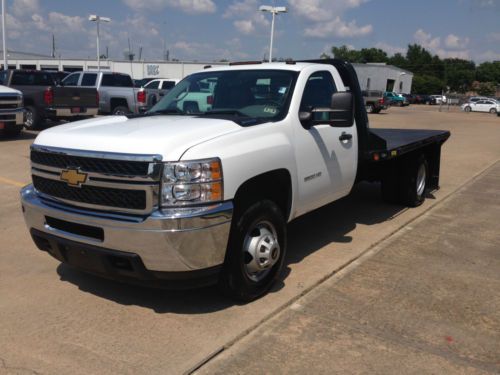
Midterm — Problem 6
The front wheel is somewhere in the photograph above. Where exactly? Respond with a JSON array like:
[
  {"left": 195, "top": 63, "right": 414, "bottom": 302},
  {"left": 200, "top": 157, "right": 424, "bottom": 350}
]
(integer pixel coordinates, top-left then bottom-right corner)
[
  {"left": 218, "top": 200, "right": 286, "bottom": 302},
  {"left": 24, "top": 106, "right": 41, "bottom": 130},
  {"left": 489, "top": 108, "right": 497, "bottom": 114},
  {"left": 464, "top": 106, "right": 471, "bottom": 113}
]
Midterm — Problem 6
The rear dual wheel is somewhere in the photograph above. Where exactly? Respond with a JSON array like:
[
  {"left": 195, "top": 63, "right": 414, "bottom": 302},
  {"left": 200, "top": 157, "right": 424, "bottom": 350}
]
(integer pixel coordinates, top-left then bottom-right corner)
[
  {"left": 382, "top": 155, "right": 428, "bottom": 207},
  {"left": 219, "top": 200, "right": 286, "bottom": 302}
]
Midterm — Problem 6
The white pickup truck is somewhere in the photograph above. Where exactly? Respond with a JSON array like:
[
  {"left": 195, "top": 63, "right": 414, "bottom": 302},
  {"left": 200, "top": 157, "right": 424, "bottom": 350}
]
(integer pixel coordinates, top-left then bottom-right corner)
[
  {"left": 21, "top": 60, "right": 450, "bottom": 301},
  {"left": 0, "top": 85, "right": 24, "bottom": 137}
]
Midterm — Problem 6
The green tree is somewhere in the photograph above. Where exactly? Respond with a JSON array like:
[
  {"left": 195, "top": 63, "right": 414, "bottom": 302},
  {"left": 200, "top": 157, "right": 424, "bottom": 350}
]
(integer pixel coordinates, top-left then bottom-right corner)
[
  {"left": 406, "top": 44, "right": 433, "bottom": 76},
  {"left": 476, "top": 82, "right": 496, "bottom": 96},
  {"left": 388, "top": 53, "right": 408, "bottom": 69},
  {"left": 476, "top": 62, "right": 500, "bottom": 84},
  {"left": 412, "top": 75, "right": 445, "bottom": 94},
  {"left": 442, "top": 58, "right": 476, "bottom": 93}
]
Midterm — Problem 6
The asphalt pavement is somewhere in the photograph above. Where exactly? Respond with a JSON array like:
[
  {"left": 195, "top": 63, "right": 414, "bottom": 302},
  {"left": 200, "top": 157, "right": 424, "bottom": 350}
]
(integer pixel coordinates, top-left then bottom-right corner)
[
  {"left": 0, "top": 106, "right": 499, "bottom": 374},
  {"left": 197, "top": 161, "right": 500, "bottom": 374}
]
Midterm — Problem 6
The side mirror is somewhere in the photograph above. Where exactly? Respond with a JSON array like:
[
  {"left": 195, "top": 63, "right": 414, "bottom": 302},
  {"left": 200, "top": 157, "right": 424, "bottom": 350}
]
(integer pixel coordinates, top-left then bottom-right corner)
[{"left": 330, "top": 92, "right": 354, "bottom": 127}]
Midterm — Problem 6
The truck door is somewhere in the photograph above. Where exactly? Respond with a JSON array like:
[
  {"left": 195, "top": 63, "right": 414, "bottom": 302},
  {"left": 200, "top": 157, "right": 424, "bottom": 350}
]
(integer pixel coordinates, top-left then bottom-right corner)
[{"left": 293, "top": 69, "right": 358, "bottom": 215}]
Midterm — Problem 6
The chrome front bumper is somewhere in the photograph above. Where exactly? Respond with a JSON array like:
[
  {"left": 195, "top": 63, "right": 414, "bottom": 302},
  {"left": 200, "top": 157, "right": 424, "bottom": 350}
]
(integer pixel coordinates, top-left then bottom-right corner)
[
  {"left": 21, "top": 185, "right": 233, "bottom": 273},
  {"left": 0, "top": 108, "right": 25, "bottom": 125}
]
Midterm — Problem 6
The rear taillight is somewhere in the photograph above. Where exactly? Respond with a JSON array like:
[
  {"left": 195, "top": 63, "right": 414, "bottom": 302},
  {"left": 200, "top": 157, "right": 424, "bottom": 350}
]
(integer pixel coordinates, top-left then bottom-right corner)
[
  {"left": 137, "top": 90, "right": 146, "bottom": 104},
  {"left": 207, "top": 95, "right": 214, "bottom": 105},
  {"left": 44, "top": 88, "right": 54, "bottom": 106},
  {"left": 378, "top": 98, "right": 384, "bottom": 104}
]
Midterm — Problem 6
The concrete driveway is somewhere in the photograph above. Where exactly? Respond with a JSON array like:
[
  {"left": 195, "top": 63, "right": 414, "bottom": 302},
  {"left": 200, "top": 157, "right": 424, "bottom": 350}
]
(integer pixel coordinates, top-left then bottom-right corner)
[{"left": 0, "top": 106, "right": 499, "bottom": 374}]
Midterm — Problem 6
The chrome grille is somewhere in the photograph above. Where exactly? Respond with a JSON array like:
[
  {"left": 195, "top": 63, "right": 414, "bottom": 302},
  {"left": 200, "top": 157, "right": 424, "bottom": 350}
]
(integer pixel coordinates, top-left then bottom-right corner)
[
  {"left": 30, "top": 145, "right": 162, "bottom": 214},
  {"left": 31, "top": 150, "right": 150, "bottom": 176},
  {"left": 33, "top": 175, "right": 147, "bottom": 210}
]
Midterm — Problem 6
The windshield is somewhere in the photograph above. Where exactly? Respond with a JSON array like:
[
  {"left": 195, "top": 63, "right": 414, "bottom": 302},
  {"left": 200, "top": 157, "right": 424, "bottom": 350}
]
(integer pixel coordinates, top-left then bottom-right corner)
[{"left": 148, "top": 69, "right": 298, "bottom": 122}]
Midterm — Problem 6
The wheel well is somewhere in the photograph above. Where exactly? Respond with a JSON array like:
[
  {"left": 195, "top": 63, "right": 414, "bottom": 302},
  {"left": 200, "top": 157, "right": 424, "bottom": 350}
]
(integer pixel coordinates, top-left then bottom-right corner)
[
  {"left": 110, "top": 98, "right": 129, "bottom": 111},
  {"left": 233, "top": 169, "right": 292, "bottom": 220}
]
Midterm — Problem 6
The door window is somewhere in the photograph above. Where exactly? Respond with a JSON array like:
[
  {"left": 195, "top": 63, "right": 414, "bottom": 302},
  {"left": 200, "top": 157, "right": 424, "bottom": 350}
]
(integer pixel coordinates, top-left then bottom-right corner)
[
  {"left": 63, "top": 73, "right": 80, "bottom": 86},
  {"left": 81, "top": 73, "right": 97, "bottom": 86},
  {"left": 145, "top": 80, "right": 160, "bottom": 89},
  {"left": 300, "top": 71, "right": 337, "bottom": 125},
  {"left": 161, "top": 81, "right": 176, "bottom": 90}
]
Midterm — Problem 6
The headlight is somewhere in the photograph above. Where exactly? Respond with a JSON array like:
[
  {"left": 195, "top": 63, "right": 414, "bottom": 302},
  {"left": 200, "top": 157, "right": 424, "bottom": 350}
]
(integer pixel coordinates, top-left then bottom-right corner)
[{"left": 161, "top": 158, "right": 223, "bottom": 206}]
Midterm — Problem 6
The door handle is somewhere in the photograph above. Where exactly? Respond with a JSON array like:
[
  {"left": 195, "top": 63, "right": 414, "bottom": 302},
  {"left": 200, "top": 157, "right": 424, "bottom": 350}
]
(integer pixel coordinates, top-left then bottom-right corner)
[{"left": 339, "top": 132, "right": 352, "bottom": 142}]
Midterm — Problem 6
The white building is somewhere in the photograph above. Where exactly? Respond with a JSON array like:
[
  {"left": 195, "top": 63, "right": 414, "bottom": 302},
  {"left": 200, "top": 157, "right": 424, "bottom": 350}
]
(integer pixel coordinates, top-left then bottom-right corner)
[
  {"left": 1, "top": 51, "right": 413, "bottom": 92},
  {"left": 0, "top": 51, "right": 226, "bottom": 80},
  {"left": 353, "top": 63, "right": 413, "bottom": 94}
]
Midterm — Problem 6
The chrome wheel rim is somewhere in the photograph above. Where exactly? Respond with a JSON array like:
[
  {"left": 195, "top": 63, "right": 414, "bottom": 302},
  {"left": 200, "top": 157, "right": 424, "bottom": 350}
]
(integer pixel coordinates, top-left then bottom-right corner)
[
  {"left": 243, "top": 220, "right": 280, "bottom": 283},
  {"left": 25, "top": 110, "right": 33, "bottom": 128},
  {"left": 416, "top": 163, "right": 426, "bottom": 197}
]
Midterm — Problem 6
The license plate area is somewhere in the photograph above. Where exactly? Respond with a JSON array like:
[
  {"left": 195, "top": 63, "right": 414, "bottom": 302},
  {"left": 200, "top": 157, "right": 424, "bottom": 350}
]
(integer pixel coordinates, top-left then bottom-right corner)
[{"left": 71, "top": 107, "right": 82, "bottom": 114}]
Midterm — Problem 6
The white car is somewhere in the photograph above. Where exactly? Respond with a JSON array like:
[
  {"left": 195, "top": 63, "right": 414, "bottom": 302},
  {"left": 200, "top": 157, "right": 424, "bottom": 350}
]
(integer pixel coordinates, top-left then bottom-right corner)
[
  {"left": 430, "top": 95, "right": 447, "bottom": 104},
  {"left": 462, "top": 99, "right": 499, "bottom": 114}
]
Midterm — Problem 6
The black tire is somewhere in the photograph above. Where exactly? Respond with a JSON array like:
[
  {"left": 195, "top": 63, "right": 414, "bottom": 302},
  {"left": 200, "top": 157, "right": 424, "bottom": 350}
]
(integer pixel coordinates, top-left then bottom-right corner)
[
  {"left": 489, "top": 108, "right": 496, "bottom": 114},
  {"left": 218, "top": 200, "right": 286, "bottom": 302},
  {"left": 464, "top": 106, "right": 471, "bottom": 113},
  {"left": 24, "top": 105, "right": 41, "bottom": 130},
  {"left": 183, "top": 101, "right": 199, "bottom": 114},
  {"left": 366, "top": 104, "right": 374, "bottom": 113},
  {"left": 148, "top": 95, "right": 157, "bottom": 108},
  {"left": 400, "top": 155, "right": 428, "bottom": 207},
  {"left": 397, "top": 101, "right": 403, "bottom": 107},
  {"left": 112, "top": 106, "right": 131, "bottom": 115},
  {"left": 3, "top": 126, "right": 22, "bottom": 137},
  {"left": 372, "top": 108, "right": 382, "bottom": 114}
]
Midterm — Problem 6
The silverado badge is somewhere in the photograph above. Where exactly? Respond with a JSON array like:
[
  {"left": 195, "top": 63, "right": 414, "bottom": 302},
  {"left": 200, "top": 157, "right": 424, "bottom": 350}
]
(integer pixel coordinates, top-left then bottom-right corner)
[{"left": 60, "top": 168, "right": 88, "bottom": 187}]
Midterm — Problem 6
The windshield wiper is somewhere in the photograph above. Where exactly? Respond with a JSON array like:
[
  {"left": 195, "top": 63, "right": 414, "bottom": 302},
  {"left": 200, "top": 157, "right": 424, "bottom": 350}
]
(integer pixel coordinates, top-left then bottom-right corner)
[
  {"left": 149, "top": 108, "right": 185, "bottom": 115},
  {"left": 202, "top": 109, "right": 249, "bottom": 117}
]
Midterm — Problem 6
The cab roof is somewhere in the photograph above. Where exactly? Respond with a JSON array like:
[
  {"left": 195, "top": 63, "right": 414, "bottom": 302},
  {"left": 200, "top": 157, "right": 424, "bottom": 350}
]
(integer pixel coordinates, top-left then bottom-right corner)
[{"left": 203, "top": 61, "right": 316, "bottom": 73}]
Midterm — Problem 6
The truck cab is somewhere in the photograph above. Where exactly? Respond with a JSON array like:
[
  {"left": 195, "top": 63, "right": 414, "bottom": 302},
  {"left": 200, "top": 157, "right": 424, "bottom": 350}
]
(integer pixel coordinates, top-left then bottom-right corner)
[{"left": 21, "top": 60, "right": 449, "bottom": 301}]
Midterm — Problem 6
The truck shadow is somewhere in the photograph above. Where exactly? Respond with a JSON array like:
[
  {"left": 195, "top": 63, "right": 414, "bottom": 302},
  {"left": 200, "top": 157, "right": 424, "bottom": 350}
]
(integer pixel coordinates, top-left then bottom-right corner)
[
  {"left": 56, "top": 182, "right": 406, "bottom": 313},
  {"left": 285, "top": 182, "right": 407, "bottom": 265}
]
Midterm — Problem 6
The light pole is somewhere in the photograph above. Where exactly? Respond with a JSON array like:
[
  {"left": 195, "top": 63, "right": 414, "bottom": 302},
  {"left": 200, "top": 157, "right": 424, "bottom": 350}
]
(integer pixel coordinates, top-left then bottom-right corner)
[
  {"left": 89, "top": 14, "right": 111, "bottom": 71},
  {"left": 2, "top": 0, "right": 7, "bottom": 70},
  {"left": 259, "top": 5, "right": 287, "bottom": 63}
]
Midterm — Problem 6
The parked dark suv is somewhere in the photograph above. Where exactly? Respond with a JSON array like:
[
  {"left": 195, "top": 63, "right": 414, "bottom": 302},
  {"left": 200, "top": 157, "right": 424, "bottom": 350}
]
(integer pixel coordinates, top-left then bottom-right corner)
[{"left": 0, "top": 70, "right": 99, "bottom": 129}]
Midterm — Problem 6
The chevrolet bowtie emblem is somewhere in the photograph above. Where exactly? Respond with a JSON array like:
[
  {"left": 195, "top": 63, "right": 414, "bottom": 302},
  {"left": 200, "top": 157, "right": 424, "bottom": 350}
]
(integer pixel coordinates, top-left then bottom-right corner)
[{"left": 60, "top": 168, "right": 88, "bottom": 187}]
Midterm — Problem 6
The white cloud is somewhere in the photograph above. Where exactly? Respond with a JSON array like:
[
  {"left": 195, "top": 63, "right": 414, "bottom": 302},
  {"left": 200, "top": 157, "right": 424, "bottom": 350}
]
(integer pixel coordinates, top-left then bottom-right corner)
[
  {"left": 12, "top": 0, "right": 39, "bottom": 17},
  {"left": 374, "top": 42, "right": 405, "bottom": 56},
  {"left": 234, "top": 20, "right": 254, "bottom": 34},
  {"left": 287, "top": 0, "right": 372, "bottom": 39},
  {"left": 414, "top": 29, "right": 471, "bottom": 59},
  {"left": 489, "top": 32, "right": 500, "bottom": 42},
  {"left": 305, "top": 17, "right": 372, "bottom": 38},
  {"left": 477, "top": 50, "right": 500, "bottom": 61},
  {"left": 224, "top": 0, "right": 270, "bottom": 35},
  {"left": 287, "top": 0, "right": 369, "bottom": 22},
  {"left": 122, "top": 0, "right": 216, "bottom": 14},
  {"left": 444, "top": 34, "right": 470, "bottom": 49}
]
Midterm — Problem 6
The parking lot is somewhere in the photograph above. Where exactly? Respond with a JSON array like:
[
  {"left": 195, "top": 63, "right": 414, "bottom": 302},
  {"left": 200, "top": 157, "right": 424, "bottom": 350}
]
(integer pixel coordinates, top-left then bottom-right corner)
[{"left": 1, "top": 106, "right": 499, "bottom": 374}]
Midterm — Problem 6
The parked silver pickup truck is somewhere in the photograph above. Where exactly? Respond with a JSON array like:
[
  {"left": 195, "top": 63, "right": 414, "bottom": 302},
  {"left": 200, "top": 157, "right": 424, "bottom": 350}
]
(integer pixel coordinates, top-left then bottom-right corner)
[{"left": 62, "top": 71, "right": 147, "bottom": 115}]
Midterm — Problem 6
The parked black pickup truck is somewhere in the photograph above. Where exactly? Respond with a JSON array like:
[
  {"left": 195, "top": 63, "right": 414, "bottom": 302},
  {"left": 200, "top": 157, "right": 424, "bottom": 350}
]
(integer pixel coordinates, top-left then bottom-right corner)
[{"left": 0, "top": 70, "right": 99, "bottom": 130}]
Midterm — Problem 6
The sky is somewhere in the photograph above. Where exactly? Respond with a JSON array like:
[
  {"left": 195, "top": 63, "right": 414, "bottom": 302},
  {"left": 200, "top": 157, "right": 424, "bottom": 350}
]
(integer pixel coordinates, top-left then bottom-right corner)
[{"left": 2, "top": 0, "right": 500, "bottom": 63}]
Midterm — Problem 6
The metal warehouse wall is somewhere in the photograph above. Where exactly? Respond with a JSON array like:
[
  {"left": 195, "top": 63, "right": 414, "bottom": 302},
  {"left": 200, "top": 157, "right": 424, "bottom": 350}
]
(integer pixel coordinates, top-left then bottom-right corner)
[
  {"left": 353, "top": 63, "right": 413, "bottom": 94},
  {"left": 5, "top": 58, "right": 227, "bottom": 79}
]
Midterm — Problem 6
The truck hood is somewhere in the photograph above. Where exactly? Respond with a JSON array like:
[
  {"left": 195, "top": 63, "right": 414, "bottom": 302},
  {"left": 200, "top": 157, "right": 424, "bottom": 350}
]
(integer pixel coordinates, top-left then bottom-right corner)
[
  {"left": 34, "top": 115, "right": 242, "bottom": 161},
  {"left": 0, "top": 85, "right": 22, "bottom": 96}
]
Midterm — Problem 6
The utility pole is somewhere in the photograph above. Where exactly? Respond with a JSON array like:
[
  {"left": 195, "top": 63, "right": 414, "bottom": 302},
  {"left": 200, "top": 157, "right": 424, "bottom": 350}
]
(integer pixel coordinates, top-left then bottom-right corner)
[
  {"left": 2, "top": 0, "right": 7, "bottom": 70},
  {"left": 51, "top": 34, "right": 56, "bottom": 58}
]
